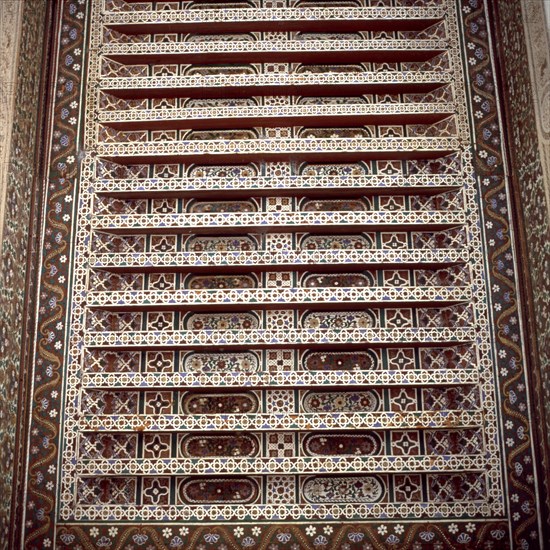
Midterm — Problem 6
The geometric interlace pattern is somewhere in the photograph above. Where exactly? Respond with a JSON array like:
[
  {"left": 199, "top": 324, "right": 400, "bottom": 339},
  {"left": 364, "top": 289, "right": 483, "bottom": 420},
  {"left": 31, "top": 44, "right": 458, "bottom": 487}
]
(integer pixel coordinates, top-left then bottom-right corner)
[{"left": 64, "top": 0, "right": 502, "bottom": 525}]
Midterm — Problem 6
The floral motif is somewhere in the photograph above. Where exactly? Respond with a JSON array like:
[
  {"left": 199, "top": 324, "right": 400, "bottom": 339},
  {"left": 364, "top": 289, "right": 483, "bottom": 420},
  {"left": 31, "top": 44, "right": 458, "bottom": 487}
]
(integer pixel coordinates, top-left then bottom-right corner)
[
  {"left": 187, "top": 275, "right": 256, "bottom": 289},
  {"left": 188, "top": 200, "right": 257, "bottom": 213},
  {"left": 179, "top": 478, "right": 259, "bottom": 504},
  {"left": 301, "top": 234, "right": 373, "bottom": 250},
  {"left": 302, "top": 310, "right": 376, "bottom": 329},
  {"left": 184, "top": 352, "right": 259, "bottom": 373},
  {"left": 303, "top": 273, "right": 375, "bottom": 288},
  {"left": 303, "top": 432, "right": 382, "bottom": 456},
  {"left": 186, "top": 235, "right": 258, "bottom": 252},
  {"left": 185, "top": 312, "right": 259, "bottom": 331},
  {"left": 180, "top": 433, "right": 260, "bottom": 458},
  {"left": 303, "top": 390, "right": 380, "bottom": 413},
  {"left": 181, "top": 392, "right": 259, "bottom": 414},
  {"left": 303, "top": 351, "right": 378, "bottom": 371},
  {"left": 303, "top": 475, "right": 385, "bottom": 504}
]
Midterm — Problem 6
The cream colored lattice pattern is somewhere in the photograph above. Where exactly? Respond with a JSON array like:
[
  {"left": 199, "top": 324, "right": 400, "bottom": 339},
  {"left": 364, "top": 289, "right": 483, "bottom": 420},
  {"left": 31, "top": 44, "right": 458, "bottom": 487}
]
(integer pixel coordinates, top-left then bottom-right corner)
[{"left": 59, "top": 0, "right": 503, "bottom": 523}]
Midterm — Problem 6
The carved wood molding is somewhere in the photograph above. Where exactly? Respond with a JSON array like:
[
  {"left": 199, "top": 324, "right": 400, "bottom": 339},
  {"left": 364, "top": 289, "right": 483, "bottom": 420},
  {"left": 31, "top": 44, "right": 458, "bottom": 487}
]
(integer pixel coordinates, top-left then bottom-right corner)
[{"left": 0, "top": 1, "right": 23, "bottom": 246}]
